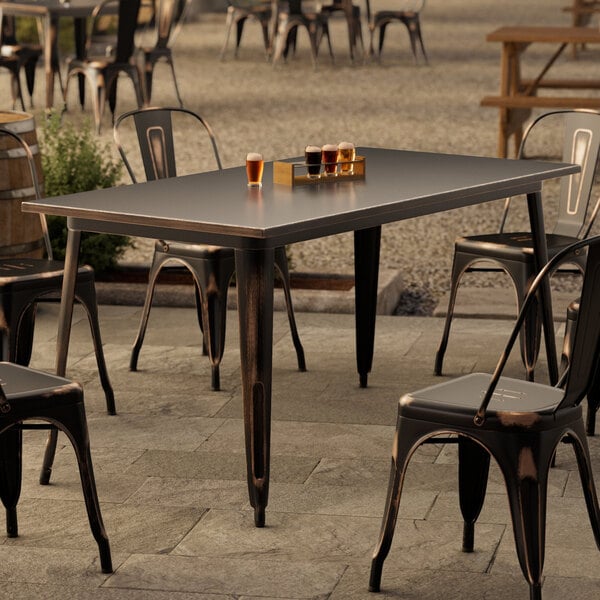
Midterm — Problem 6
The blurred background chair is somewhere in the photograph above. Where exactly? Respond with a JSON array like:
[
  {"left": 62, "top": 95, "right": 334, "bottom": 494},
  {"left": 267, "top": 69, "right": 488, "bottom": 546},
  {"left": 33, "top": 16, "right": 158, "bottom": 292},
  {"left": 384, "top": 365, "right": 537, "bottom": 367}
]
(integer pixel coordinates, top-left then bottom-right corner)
[
  {"left": 0, "top": 361, "right": 112, "bottom": 573},
  {"left": 64, "top": 0, "right": 145, "bottom": 133},
  {"left": 113, "top": 106, "right": 306, "bottom": 391},
  {"left": 318, "top": 0, "right": 364, "bottom": 62},
  {"left": 0, "top": 15, "right": 43, "bottom": 109},
  {"left": 136, "top": 0, "right": 190, "bottom": 106},
  {"left": 368, "top": 0, "right": 427, "bottom": 63},
  {"left": 435, "top": 110, "right": 600, "bottom": 381},
  {"left": 560, "top": 298, "right": 600, "bottom": 435},
  {"left": 0, "top": 126, "right": 115, "bottom": 414},
  {"left": 220, "top": 0, "right": 273, "bottom": 60},
  {"left": 370, "top": 235, "right": 600, "bottom": 600},
  {"left": 271, "top": 0, "right": 334, "bottom": 66}
]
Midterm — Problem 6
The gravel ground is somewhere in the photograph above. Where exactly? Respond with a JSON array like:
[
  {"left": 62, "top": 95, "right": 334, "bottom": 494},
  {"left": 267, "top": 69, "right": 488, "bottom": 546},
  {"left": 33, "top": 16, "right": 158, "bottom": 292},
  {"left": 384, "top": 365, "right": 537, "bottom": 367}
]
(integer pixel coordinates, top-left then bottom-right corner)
[{"left": 3, "top": 0, "right": 600, "bottom": 312}]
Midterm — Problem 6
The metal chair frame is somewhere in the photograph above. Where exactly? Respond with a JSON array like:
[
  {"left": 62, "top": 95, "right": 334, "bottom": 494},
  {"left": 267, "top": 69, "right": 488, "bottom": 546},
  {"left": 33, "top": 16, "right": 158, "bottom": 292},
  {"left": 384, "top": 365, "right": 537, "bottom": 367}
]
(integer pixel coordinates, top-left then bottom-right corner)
[
  {"left": 271, "top": 0, "right": 334, "bottom": 67},
  {"left": 137, "top": 0, "right": 190, "bottom": 106},
  {"left": 113, "top": 106, "right": 306, "bottom": 391},
  {"left": 436, "top": 110, "right": 600, "bottom": 381},
  {"left": 368, "top": 0, "right": 428, "bottom": 63},
  {"left": 220, "top": 0, "right": 274, "bottom": 60},
  {"left": 0, "top": 126, "right": 114, "bottom": 416},
  {"left": 0, "top": 361, "right": 112, "bottom": 573},
  {"left": 64, "top": 0, "right": 145, "bottom": 133},
  {"left": 370, "top": 235, "right": 600, "bottom": 600}
]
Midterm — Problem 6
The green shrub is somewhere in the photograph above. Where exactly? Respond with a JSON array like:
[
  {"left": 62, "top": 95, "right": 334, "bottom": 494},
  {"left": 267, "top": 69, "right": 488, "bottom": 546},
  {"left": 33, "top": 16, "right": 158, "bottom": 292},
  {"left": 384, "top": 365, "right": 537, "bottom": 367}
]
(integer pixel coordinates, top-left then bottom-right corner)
[{"left": 40, "top": 114, "right": 132, "bottom": 273}]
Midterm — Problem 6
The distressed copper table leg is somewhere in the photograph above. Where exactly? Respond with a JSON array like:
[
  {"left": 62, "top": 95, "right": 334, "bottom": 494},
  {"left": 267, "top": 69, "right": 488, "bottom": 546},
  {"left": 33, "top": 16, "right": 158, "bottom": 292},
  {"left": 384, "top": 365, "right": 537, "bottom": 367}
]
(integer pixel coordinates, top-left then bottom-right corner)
[
  {"left": 526, "top": 190, "right": 558, "bottom": 385},
  {"left": 354, "top": 226, "right": 381, "bottom": 388},
  {"left": 40, "top": 227, "right": 80, "bottom": 485},
  {"left": 235, "top": 248, "right": 274, "bottom": 527}
]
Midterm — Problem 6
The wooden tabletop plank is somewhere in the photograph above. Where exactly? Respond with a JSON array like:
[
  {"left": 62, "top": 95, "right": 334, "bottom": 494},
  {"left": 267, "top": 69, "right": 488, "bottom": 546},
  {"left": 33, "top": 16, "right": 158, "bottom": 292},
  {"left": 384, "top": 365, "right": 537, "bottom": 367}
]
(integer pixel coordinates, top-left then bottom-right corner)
[{"left": 487, "top": 26, "right": 600, "bottom": 44}]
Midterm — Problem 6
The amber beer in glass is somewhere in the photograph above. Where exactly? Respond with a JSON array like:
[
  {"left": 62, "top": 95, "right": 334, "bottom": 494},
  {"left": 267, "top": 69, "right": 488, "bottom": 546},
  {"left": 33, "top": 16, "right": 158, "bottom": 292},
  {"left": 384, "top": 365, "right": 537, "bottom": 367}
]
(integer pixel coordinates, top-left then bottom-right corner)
[
  {"left": 246, "top": 152, "right": 264, "bottom": 187},
  {"left": 337, "top": 141, "right": 355, "bottom": 174},
  {"left": 322, "top": 144, "right": 338, "bottom": 176},
  {"left": 305, "top": 145, "right": 322, "bottom": 178}
]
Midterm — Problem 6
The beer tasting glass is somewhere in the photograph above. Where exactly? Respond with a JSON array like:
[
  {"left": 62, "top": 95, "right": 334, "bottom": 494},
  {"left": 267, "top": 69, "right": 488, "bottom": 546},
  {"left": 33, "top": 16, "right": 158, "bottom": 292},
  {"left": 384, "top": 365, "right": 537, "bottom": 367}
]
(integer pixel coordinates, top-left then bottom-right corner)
[
  {"left": 305, "top": 145, "right": 322, "bottom": 179},
  {"left": 337, "top": 142, "right": 355, "bottom": 174},
  {"left": 322, "top": 144, "right": 338, "bottom": 176},
  {"left": 246, "top": 152, "right": 264, "bottom": 187}
]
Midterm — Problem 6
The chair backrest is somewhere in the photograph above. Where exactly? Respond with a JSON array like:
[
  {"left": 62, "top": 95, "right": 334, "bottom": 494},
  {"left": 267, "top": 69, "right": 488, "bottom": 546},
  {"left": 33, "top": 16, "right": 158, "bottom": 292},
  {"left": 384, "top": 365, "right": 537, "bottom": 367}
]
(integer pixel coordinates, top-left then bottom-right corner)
[
  {"left": 88, "top": 0, "right": 141, "bottom": 63},
  {"left": 153, "top": 0, "right": 190, "bottom": 49},
  {"left": 113, "top": 106, "right": 223, "bottom": 184},
  {"left": 0, "top": 127, "right": 52, "bottom": 260},
  {"left": 474, "top": 234, "right": 600, "bottom": 425},
  {"left": 500, "top": 110, "right": 600, "bottom": 238}
]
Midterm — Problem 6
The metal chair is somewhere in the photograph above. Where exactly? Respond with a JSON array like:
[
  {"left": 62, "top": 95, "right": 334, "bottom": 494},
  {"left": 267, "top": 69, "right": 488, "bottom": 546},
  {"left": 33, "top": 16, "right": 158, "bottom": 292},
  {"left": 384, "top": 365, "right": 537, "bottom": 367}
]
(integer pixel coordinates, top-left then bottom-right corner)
[
  {"left": 0, "top": 126, "right": 115, "bottom": 414},
  {"left": 368, "top": 0, "right": 427, "bottom": 63},
  {"left": 435, "top": 110, "right": 600, "bottom": 381},
  {"left": 0, "top": 15, "right": 43, "bottom": 109},
  {"left": 0, "top": 361, "right": 112, "bottom": 573},
  {"left": 319, "top": 0, "right": 364, "bottom": 62},
  {"left": 220, "top": 0, "right": 273, "bottom": 60},
  {"left": 113, "top": 106, "right": 306, "bottom": 391},
  {"left": 64, "top": 0, "right": 145, "bottom": 133},
  {"left": 370, "top": 235, "right": 600, "bottom": 600},
  {"left": 271, "top": 0, "right": 334, "bottom": 67},
  {"left": 137, "top": 0, "right": 190, "bottom": 106},
  {"left": 560, "top": 299, "right": 600, "bottom": 435}
]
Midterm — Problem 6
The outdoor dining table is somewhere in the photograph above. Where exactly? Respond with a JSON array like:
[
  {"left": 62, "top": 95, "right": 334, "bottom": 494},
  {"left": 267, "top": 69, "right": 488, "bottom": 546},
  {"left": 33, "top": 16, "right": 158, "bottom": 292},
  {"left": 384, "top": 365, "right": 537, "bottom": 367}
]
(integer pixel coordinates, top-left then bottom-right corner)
[
  {"left": 481, "top": 25, "right": 600, "bottom": 157},
  {"left": 0, "top": 0, "right": 139, "bottom": 110},
  {"left": 21, "top": 146, "right": 578, "bottom": 527}
]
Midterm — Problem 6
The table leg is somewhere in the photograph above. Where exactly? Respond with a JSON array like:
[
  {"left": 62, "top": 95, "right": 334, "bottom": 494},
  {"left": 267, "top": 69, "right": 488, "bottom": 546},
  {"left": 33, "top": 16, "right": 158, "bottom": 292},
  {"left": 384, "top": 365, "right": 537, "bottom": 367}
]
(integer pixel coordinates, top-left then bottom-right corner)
[
  {"left": 39, "top": 227, "right": 80, "bottom": 485},
  {"left": 526, "top": 191, "right": 558, "bottom": 385},
  {"left": 354, "top": 226, "right": 381, "bottom": 388},
  {"left": 74, "top": 17, "right": 87, "bottom": 108},
  {"left": 44, "top": 14, "right": 56, "bottom": 110},
  {"left": 235, "top": 248, "right": 274, "bottom": 527}
]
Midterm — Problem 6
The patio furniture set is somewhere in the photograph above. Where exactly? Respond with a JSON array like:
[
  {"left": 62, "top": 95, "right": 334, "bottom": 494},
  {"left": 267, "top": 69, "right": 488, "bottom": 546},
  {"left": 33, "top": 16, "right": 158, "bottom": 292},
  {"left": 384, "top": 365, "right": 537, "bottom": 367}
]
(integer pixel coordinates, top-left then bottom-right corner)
[{"left": 1, "top": 2, "right": 600, "bottom": 598}]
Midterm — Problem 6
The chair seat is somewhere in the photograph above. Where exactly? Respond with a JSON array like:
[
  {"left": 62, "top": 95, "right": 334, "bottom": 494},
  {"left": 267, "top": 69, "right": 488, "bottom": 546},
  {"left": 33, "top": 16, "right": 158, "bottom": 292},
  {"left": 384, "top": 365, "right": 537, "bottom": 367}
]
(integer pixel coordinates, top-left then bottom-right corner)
[
  {"left": 0, "top": 259, "right": 93, "bottom": 287},
  {"left": 156, "top": 240, "right": 235, "bottom": 259},
  {"left": 401, "top": 372, "right": 565, "bottom": 426},
  {"left": 0, "top": 362, "right": 79, "bottom": 405},
  {"left": 456, "top": 232, "right": 580, "bottom": 262}
]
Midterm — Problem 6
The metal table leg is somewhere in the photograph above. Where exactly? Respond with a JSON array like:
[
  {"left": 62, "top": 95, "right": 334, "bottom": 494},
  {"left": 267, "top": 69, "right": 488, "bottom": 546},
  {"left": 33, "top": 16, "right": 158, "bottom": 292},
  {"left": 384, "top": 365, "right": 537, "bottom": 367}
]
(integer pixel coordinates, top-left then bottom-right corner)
[
  {"left": 354, "top": 226, "right": 381, "bottom": 388},
  {"left": 235, "top": 247, "right": 274, "bottom": 527}
]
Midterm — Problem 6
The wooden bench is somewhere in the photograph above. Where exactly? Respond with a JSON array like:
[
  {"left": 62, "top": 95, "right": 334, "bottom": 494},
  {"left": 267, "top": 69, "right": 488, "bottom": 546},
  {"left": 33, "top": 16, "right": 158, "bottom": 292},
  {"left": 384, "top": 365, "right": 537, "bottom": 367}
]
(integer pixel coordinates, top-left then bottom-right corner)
[{"left": 481, "top": 95, "right": 600, "bottom": 157}]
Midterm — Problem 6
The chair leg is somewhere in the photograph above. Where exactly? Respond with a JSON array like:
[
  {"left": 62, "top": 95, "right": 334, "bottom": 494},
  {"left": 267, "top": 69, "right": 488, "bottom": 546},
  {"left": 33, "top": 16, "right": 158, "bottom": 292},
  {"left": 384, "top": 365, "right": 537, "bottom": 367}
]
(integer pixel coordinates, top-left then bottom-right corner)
[
  {"left": 191, "top": 256, "right": 235, "bottom": 391},
  {"left": 274, "top": 246, "right": 306, "bottom": 372},
  {"left": 235, "top": 15, "right": 247, "bottom": 56},
  {"left": 458, "top": 436, "right": 490, "bottom": 552},
  {"left": 378, "top": 22, "right": 388, "bottom": 56},
  {"left": 568, "top": 426, "right": 600, "bottom": 548},
  {"left": 369, "top": 417, "right": 424, "bottom": 592},
  {"left": 166, "top": 57, "right": 184, "bottom": 108},
  {"left": 494, "top": 433, "right": 554, "bottom": 600},
  {"left": 0, "top": 427, "right": 22, "bottom": 538},
  {"left": 434, "top": 250, "right": 471, "bottom": 375},
  {"left": 130, "top": 254, "right": 166, "bottom": 371},
  {"left": 587, "top": 367, "right": 600, "bottom": 436},
  {"left": 39, "top": 428, "right": 58, "bottom": 485},
  {"left": 220, "top": 6, "right": 236, "bottom": 59},
  {"left": 75, "top": 281, "right": 116, "bottom": 414},
  {"left": 12, "top": 304, "right": 36, "bottom": 366},
  {"left": 54, "top": 407, "right": 112, "bottom": 573}
]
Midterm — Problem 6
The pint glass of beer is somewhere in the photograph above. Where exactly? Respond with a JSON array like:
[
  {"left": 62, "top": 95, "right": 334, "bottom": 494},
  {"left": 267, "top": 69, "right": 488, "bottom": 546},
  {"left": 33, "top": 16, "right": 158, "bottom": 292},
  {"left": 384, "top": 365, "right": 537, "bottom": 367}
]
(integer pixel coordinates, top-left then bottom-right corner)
[
  {"left": 337, "top": 142, "right": 355, "bottom": 174},
  {"left": 322, "top": 144, "right": 338, "bottom": 176},
  {"left": 305, "top": 145, "right": 322, "bottom": 179},
  {"left": 246, "top": 153, "right": 264, "bottom": 187}
]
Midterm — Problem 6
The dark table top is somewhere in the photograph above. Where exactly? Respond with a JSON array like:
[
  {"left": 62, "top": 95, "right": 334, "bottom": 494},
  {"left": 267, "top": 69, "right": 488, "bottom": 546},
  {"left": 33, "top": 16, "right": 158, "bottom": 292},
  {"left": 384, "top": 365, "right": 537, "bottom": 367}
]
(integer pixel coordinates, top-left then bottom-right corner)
[{"left": 22, "top": 147, "right": 578, "bottom": 249}]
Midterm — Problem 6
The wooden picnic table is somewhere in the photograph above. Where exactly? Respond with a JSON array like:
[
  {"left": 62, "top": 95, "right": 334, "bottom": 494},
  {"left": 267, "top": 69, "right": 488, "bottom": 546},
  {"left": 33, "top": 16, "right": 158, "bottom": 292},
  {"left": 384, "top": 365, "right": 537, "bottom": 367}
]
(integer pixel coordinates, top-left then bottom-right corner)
[{"left": 481, "top": 25, "right": 600, "bottom": 157}]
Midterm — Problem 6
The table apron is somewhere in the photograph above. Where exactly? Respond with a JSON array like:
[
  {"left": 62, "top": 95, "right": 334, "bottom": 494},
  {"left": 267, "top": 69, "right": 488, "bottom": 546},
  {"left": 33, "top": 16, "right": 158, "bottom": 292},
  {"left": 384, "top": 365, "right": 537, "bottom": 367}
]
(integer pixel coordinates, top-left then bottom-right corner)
[{"left": 64, "top": 181, "right": 544, "bottom": 249}]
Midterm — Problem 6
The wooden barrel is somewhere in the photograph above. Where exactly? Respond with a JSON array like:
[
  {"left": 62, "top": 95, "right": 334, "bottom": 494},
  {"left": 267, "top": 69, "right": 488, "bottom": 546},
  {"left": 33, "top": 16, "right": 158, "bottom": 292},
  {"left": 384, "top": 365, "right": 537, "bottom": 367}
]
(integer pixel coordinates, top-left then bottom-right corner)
[{"left": 0, "top": 111, "right": 44, "bottom": 259}]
